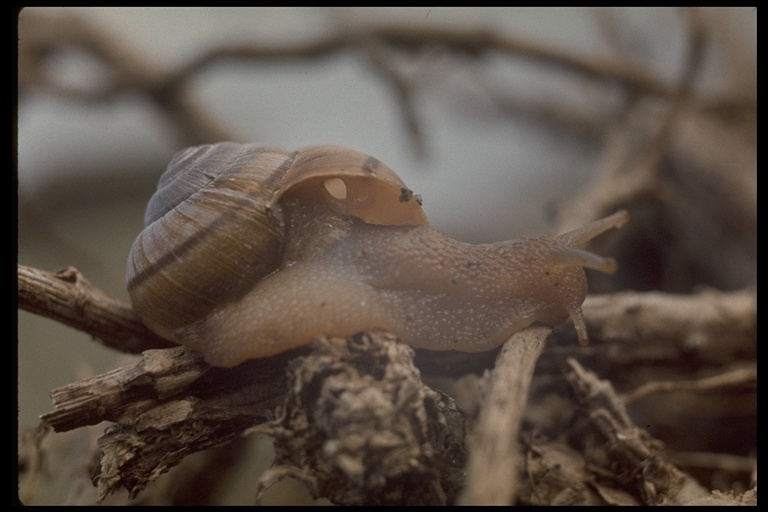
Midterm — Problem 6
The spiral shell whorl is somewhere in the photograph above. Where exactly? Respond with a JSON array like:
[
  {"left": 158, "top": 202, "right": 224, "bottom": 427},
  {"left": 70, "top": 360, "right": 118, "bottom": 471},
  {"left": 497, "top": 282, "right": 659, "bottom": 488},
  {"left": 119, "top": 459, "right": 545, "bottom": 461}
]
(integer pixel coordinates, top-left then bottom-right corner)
[{"left": 127, "top": 143, "right": 291, "bottom": 339}]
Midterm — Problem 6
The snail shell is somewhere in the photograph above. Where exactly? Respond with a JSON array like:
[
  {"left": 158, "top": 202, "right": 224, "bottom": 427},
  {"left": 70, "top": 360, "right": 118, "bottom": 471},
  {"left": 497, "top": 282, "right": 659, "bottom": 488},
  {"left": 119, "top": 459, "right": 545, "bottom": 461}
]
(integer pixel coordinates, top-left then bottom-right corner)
[
  {"left": 126, "top": 143, "right": 426, "bottom": 342},
  {"left": 127, "top": 143, "right": 628, "bottom": 367}
]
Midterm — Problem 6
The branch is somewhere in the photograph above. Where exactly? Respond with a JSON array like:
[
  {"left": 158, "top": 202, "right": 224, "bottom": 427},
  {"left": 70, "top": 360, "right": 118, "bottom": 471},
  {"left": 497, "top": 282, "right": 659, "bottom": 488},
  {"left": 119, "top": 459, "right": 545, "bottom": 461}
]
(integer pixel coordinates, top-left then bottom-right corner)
[
  {"left": 552, "top": 9, "right": 707, "bottom": 232},
  {"left": 40, "top": 345, "right": 294, "bottom": 500},
  {"left": 17, "top": 265, "right": 175, "bottom": 354},
  {"left": 168, "top": 25, "right": 677, "bottom": 99},
  {"left": 18, "top": 10, "right": 235, "bottom": 146},
  {"left": 621, "top": 366, "right": 756, "bottom": 404},
  {"left": 40, "top": 333, "right": 467, "bottom": 504},
  {"left": 20, "top": 11, "right": 698, "bottom": 153},
  {"left": 565, "top": 358, "right": 709, "bottom": 505},
  {"left": 582, "top": 288, "right": 756, "bottom": 358},
  {"left": 459, "top": 325, "right": 550, "bottom": 505}
]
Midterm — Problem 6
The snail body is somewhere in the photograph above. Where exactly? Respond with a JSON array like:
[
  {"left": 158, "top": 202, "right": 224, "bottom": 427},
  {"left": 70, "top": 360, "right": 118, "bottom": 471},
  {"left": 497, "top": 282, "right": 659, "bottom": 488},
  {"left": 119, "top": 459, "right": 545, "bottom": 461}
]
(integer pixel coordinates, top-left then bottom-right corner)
[{"left": 127, "top": 143, "right": 628, "bottom": 367}]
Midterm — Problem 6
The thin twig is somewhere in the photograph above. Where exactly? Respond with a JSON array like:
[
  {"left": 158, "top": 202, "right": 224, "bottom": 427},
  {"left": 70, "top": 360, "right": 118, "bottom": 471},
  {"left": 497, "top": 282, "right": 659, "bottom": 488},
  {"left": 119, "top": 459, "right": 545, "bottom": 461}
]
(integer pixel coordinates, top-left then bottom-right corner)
[
  {"left": 621, "top": 366, "right": 756, "bottom": 404},
  {"left": 459, "top": 325, "right": 551, "bottom": 505},
  {"left": 17, "top": 264, "right": 175, "bottom": 354}
]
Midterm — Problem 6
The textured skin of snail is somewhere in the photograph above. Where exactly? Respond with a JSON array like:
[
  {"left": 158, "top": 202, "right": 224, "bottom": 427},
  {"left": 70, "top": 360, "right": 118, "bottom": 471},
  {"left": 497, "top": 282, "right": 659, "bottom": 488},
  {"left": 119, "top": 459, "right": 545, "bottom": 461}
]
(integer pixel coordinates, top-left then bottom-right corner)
[{"left": 127, "top": 143, "right": 629, "bottom": 367}]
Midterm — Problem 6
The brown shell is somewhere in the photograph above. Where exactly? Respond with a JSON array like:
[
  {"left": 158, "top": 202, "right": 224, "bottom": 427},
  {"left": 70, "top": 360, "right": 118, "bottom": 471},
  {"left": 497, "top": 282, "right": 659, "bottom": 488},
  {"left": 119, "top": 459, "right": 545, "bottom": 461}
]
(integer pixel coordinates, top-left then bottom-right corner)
[
  {"left": 273, "top": 145, "right": 427, "bottom": 226},
  {"left": 126, "top": 143, "right": 427, "bottom": 340}
]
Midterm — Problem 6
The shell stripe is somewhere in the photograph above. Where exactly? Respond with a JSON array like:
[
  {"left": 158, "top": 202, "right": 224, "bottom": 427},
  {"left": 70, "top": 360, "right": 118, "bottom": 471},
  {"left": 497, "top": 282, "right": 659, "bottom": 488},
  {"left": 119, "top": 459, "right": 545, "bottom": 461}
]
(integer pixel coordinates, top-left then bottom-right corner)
[{"left": 127, "top": 154, "right": 294, "bottom": 291}]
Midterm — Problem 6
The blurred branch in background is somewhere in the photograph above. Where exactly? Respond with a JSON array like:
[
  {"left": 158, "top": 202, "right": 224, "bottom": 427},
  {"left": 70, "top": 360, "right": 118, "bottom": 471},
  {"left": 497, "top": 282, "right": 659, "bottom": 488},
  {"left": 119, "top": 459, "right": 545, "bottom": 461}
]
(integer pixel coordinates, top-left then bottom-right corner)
[
  {"left": 17, "top": 7, "right": 755, "bottom": 506},
  {"left": 18, "top": 10, "right": 235, "bottom": 145},
  {"left": 20, "top": 8, "right": 681, "bottom": 149},
  {"left": 19, "top": 9, "right": 754, "bottom": 152},
  {"left": 18, "top": 7, "right": 755, "bottom": 291}
]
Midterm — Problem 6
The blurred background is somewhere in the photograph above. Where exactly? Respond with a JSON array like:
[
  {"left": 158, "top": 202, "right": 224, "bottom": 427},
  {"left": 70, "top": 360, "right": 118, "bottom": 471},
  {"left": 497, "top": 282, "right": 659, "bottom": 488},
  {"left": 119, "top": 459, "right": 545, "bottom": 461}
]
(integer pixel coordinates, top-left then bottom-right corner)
[{"left": 17, "top": 7, "right": 755, "bottom": 504}]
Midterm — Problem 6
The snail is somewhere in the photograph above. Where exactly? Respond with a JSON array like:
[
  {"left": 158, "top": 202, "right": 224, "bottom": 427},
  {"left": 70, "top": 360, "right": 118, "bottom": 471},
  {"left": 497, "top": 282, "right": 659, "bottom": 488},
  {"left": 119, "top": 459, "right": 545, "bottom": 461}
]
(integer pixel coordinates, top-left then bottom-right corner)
[{"left": 126, "top": 143, "right": 629, "bottom": 367}]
